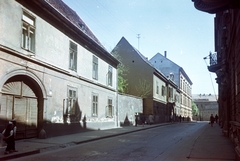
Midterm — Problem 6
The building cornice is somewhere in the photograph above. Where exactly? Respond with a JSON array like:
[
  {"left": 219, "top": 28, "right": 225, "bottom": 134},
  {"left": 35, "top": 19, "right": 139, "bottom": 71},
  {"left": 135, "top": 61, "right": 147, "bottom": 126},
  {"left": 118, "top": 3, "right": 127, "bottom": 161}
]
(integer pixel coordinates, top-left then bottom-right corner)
[
  {"left": 16, "top": 0, "right": 120, "bottom": 67},
  {"left": 0, "top": 45, "right": 116, "bottom": 93},
  {"left": 192, "top": 0, "right": 240, "bottom": 13}
]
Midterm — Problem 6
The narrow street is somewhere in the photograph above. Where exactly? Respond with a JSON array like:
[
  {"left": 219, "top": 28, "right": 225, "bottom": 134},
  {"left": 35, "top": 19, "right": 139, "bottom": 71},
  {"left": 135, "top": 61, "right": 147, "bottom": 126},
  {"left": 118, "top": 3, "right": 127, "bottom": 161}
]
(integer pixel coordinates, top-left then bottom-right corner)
[{"left": 10, "top": 122, "right": 224, "bottom": 161}]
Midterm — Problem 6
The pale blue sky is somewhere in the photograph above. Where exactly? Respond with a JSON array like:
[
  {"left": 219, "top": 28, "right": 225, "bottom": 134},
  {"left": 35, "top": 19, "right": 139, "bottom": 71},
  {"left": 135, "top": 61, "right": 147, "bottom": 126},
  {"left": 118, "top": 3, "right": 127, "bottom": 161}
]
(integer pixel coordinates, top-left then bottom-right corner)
[{"left": 63, "top": 0, "right": 218, "bottom": 95}]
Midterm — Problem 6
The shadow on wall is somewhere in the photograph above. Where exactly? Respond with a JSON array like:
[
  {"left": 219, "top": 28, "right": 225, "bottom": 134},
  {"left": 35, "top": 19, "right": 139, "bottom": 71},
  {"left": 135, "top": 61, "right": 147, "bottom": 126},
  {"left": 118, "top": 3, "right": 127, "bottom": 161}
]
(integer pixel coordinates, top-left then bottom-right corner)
[
  {"left": 42, "top": 100, "right": 92, "bottom": 138},
  {"left": 120, "top": 115, "right": 133, "bottom": 126},
  {"left": 0, "top": 104, "right": 91, "bottom": 139}
]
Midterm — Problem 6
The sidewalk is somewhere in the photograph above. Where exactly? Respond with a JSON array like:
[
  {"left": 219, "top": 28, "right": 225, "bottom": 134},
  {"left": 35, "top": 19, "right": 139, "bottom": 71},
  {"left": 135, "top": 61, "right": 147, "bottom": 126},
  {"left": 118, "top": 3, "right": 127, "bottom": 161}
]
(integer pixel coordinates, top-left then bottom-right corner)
[
  {"left": 187, "top": 122, "right": 235, "bottom": 161},
  {"left": 0, "top": 122, "right": 235, "bottom": 161}
]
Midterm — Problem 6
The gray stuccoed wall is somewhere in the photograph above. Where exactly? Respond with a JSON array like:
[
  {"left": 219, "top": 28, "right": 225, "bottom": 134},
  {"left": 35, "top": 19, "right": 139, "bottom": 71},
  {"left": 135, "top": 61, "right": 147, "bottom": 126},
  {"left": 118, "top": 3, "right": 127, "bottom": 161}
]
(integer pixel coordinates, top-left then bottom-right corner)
[{"left": 118, "top": 93, "right": 143, "bottom": 126}]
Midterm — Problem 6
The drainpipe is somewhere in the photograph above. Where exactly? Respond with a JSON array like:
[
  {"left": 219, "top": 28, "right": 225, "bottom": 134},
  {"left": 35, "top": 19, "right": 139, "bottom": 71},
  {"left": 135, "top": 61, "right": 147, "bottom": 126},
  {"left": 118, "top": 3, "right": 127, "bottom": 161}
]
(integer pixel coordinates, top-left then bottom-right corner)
[{"left": 116, "top": 68, "right": 119, "bottom": 127}]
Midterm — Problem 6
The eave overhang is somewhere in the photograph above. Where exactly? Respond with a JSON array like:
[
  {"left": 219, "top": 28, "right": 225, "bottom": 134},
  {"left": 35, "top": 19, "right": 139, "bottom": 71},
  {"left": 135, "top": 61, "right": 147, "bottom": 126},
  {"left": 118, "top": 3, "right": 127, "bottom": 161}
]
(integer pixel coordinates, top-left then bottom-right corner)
[
  {"left": 192, "top": 0, "right": 240, "bottom": 14},
  {"left": 16, "top": 0, "right": 120, "bottom": 67}
]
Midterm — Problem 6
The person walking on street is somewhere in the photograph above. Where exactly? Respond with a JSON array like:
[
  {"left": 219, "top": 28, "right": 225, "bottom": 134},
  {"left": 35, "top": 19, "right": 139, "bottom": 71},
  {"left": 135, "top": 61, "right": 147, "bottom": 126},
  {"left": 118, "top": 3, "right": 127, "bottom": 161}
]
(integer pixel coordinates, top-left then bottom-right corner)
[
  {"left": 148, "top": 114, "right": 154, "bottom": 125},
  {"left": 2, "top": 122, "right": 14, "bottom": 154},
  {"left": 210, "top": 114, "right": 215, "bottom": 127},
  {"left": 215, "top": 114, "right": 219, "bottom": 124},
  {"left": 140, "top": 114, "right": 145, "bottom": 127},
  {"left": 11, "top": 119, "right": 18, "bottom": 152},
  {"left": 135, "top": 113, "right": 138, "bottom": 127}
]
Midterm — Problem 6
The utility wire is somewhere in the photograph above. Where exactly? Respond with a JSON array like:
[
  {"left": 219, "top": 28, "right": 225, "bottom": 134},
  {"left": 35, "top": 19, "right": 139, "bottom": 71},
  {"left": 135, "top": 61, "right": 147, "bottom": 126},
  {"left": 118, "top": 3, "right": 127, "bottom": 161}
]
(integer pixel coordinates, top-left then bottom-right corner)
[
  {"left": 94, "top": 0, "right": 138, "bottom": 35},
  {"left": 63, "top": 0, "right": 116, "bottom": 49},
  {"left": 203, "top": 57, "right": 218, "bottom": 101},
  {"left": 63, "top": 0, "right": 138, "bottom": 51}
]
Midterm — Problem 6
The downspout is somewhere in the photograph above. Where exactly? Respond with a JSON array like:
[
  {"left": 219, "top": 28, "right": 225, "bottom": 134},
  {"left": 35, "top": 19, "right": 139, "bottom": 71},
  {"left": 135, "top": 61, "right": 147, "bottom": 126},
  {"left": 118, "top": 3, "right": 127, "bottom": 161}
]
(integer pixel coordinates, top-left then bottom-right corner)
[{"left": 116, "top": 68, "right": 119, "bottom": 127}]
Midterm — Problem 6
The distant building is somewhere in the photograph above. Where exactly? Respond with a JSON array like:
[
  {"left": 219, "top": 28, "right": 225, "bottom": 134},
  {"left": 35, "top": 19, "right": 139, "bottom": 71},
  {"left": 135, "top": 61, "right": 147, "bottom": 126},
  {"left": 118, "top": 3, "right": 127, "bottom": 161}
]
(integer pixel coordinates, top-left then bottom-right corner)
[
  {"left": 112, "top": 37, "right": 180, "bottom": 123},
  {"left": 192, "top": 94, "right": 218, "bottom": 121},
  {"left": 150, "top": 52, "right": 193, "bottom": 119}
]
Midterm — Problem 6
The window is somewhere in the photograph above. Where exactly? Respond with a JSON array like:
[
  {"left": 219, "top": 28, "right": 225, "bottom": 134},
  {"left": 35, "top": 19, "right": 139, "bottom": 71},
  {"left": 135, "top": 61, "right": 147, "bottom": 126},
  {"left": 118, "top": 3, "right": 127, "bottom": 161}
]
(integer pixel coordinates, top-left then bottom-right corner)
[
  {"left": 106, "top": 98, "right": 113, "bottom": 117},
  {"left": 161, "top": 85, "right": 166, "bottom": 96},
  {"left": 92, "top": 56, "right": 98, "bottom": 80},
  {"left": 21, "top": 11, "right": 35, "bottom": 52},
  {"left": 69, "top": 41, "right": 77, "bottom": 71},
  {"left": 92, "top": 94, "right": 98, "bottom": 116},
  {"left": 156, "top": 81, "right": 159, "bottom": 94},
  {"left": 107, "top": 66, "right": 113, "bottom": 86},
  {"left": 63, "top": 87, "right": 77, "bottom": 115},
  {"left": 169, "top": 87, "right": 173, "bottom": 99},
  {"left": 175, "top": 94, "right": 179, "bottom": 103}
]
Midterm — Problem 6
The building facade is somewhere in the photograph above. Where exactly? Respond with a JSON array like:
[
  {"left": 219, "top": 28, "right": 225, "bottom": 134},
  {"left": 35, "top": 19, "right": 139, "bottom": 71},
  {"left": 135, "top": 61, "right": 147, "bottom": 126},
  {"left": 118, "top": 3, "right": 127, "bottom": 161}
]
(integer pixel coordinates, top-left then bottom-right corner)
[
  {"left": 150, "top": 52, "right": 193, "bottom": 120},
  {"left": 192, "top": 0, "right": 240, "bottom": 159},
  {"left": 112, "top": 37, "right": 180, "bottom": 123},
  {"left": 192, "top": 94, "right": 218, "bottom": 121},
  {"left": 118, "top": 93, "right": 143, "bottom": 126},
  {"left": 0, "top": 0, "right": 120, "bottom": 138}
]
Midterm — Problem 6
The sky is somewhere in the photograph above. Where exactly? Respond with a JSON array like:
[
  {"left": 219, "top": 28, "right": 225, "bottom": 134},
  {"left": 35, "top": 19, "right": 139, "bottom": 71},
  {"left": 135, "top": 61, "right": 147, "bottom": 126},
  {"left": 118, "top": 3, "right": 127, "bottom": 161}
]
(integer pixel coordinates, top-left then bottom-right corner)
[{"left": 62, "top": 0, "right": 218, "bottom": 95}]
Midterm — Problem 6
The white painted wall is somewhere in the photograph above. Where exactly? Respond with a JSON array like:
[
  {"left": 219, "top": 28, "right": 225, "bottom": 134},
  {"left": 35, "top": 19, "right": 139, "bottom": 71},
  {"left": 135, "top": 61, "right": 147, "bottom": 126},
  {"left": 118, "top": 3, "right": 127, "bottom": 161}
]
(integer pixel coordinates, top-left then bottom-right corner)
[
  {"left": 153, "top": 75, "right": 167, "bottom": 104},
  {"left": 0, "top": 0, "right": 118, "bottom": 131}
]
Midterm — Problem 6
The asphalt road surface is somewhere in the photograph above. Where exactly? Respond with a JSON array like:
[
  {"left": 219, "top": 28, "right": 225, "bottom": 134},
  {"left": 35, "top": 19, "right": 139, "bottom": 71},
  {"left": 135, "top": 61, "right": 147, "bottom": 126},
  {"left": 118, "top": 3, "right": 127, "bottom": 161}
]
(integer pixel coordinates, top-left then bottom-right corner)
[{"left": 11, "top": 122, "right": 207, "bottom": 161}]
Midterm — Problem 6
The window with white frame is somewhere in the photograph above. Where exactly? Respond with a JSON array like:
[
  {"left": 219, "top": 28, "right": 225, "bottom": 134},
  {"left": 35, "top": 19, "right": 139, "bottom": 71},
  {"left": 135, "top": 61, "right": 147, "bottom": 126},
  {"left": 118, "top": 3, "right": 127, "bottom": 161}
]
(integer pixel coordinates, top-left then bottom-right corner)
[
  {"left": 92, "top": 93, "right": 98, "bottom": 116},
  {"left": 21, "top": 10, "right": 35, "bottom": 52},
  {"left": 63, "top": 87, "right": 77, "bottom": 115},
  {"left": 69, "top": 41, "right": 77, "bottom": 71},
  {"left": 156, "top": 81, "right": 159, "bottom": 94},
  {"left": 92, "top": 56, "right": 98, "bottom": 80},
  {"left": 107, "top": 66, "right": 113, "bottom": 86},
  {"left": 106, "top": 98, "right": 113, "bottom": 117}
]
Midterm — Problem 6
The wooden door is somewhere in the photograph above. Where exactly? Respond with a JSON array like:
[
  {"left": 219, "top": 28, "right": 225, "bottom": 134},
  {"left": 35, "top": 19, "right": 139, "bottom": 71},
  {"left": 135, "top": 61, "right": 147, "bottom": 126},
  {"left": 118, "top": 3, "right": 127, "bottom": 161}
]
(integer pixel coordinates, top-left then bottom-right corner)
[
  {"left": 13, "top": 98, "right": 38, "bottom": 139},
  {"left": 1, "top": 81, "right": 38, "bottom": 139}
]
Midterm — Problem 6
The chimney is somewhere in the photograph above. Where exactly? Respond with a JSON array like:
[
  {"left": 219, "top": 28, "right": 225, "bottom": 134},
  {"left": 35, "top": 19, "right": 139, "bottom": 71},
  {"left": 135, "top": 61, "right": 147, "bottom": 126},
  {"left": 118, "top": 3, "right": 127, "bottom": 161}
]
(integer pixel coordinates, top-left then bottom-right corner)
[{"left": 164, "top": 51, "right": 167, "bottom": 57}]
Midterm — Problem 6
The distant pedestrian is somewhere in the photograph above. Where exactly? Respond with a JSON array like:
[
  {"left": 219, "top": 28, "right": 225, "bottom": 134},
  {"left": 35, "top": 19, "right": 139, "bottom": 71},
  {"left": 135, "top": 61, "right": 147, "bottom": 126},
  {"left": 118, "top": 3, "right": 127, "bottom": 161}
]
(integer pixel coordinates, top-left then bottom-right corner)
[
  {"left": 135, "top": 113, "right": 138, "bottom": 127},
  {"left": 140, "top": 114, "right": 145, "bottom": 127},
  {"left": 2, "top": 122, "right": 14, "bottom": 154},
  {"left": 215, "top": 114, "right": 219, "bottom": 124},
  {"left": 11, "top": 119, "right": 18, "bottom": 152},
  {"left": 179, "top": 115, "right": 182, "bottom": 123},
  {"left": 210, "top": 114, "right": 215, "bottom": 127},
  {"left": 149, "top": 114, "right": 154, "bottom": 125}
]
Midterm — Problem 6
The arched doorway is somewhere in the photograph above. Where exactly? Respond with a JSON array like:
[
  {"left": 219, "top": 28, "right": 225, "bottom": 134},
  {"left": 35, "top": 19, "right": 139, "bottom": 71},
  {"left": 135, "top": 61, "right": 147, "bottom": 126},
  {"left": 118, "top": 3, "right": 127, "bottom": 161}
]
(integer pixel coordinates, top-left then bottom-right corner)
[{"left": 0, "top": 74, "right": 45, "bottom": 139}]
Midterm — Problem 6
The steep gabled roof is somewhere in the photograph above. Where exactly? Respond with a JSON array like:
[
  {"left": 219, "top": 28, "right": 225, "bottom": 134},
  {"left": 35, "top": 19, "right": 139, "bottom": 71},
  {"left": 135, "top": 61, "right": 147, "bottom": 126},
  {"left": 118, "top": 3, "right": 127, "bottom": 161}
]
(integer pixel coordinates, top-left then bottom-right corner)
[
  {"left": 150, "top": 52, "right": 192, "bottom": 85},
  {"left": 116, "top": 37, "right": 168, "bottom": 82},
  {"left": 16, "top": 0, "right": 119, "bottom": 66},
  {"left": 45, "top": 0, "right": 105, "bottom": 50},
  {"left": 150, "top": 53, "right": 180, "bottom": 69}
]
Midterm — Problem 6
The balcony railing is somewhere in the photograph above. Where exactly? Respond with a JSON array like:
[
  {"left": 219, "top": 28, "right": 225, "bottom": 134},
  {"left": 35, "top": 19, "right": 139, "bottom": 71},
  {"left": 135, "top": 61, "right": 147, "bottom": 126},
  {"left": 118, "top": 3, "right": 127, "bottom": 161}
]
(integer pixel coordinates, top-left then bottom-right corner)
[
  {"left": 209, "top": 52, "right": 217, "bottom": 66},
  {"left": 204, "top": 52, "right": 218, "bottom": 66},
  {"left": 204, "top": 52, "right": 222, "bottom": 73}
]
